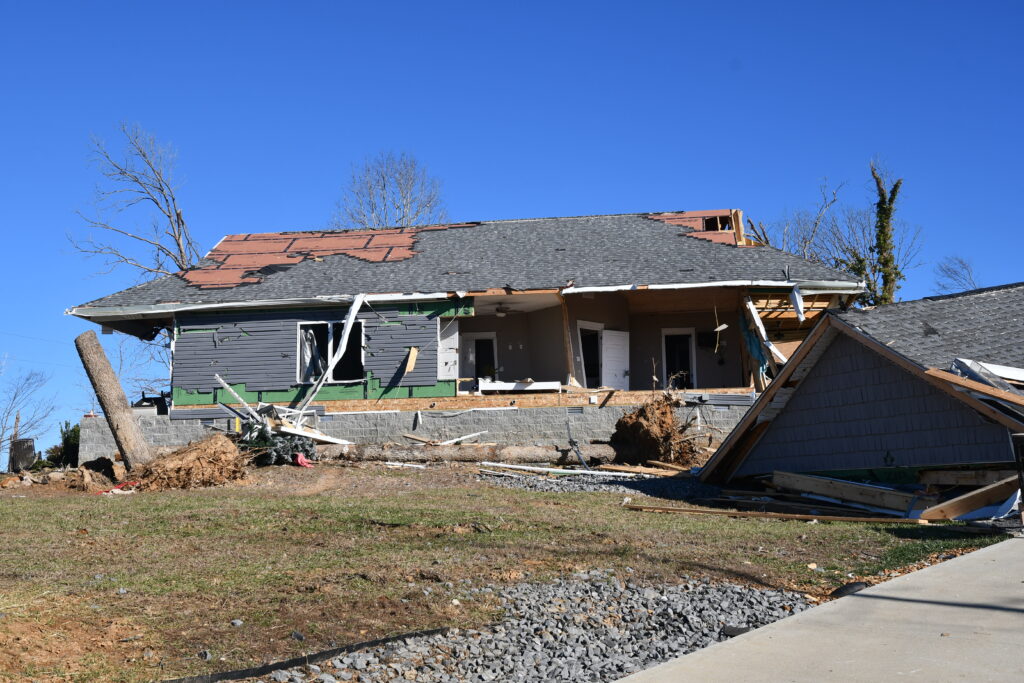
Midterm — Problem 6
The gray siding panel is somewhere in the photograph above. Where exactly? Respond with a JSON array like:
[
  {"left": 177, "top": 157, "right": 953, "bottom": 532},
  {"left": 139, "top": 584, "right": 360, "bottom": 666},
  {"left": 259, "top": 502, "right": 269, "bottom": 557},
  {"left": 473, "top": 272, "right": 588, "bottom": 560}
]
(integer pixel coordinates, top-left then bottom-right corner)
[
  {"left": 173, "top": 307, "right": 439, "bottom": 393},
  {"left": 735, "top": 333, "right": 1012, "bottom": 477}
]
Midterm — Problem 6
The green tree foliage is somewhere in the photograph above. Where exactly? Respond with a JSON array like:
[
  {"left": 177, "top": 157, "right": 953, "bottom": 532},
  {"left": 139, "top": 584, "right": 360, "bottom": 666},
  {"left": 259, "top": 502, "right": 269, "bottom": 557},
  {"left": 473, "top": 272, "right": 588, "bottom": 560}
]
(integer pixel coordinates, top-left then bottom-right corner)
[{"left": 43, "top": 421, "right": 80, "bottom": 468}]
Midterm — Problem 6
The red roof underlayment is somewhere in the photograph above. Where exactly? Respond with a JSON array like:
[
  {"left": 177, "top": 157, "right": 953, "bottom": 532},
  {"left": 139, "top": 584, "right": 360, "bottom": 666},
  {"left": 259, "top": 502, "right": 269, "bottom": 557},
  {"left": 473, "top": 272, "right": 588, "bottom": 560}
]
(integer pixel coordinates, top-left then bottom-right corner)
[{"left": 182, "top": 223, "right": 480, "bottom": 288}]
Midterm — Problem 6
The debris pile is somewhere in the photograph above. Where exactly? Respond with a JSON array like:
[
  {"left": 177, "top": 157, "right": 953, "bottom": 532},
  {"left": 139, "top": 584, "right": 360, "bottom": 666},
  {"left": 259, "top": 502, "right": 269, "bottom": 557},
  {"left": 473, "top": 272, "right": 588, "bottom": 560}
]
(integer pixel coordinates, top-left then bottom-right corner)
[
  {"left": 628, "top": 468, "right": 1021, "bottom": 527},
  {"left": 242, "top": 433, "right": 317, "bottom": 467},
  {"left": 134, "top": 434, "right": 246, "bottom": 491},
  {"left": 609, "top": 393, "right": 710, "bottom": 467}
]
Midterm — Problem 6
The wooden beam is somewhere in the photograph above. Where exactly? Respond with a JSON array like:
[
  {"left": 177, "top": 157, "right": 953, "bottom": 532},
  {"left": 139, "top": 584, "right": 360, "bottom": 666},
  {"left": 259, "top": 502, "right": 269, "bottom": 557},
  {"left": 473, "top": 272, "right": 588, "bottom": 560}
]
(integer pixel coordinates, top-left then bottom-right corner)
[
  {"left": 558, "top": 292, "right": 577, "bottom": 385},
  {"left": 918, "top": 476, "right": 1019, "bottom": 520},
  {"left": 772, "top": 471, "right": 933, "bottom": 511},
  {"left": 925, "top": 369, "right": 1024, "bottom": 409},
  {"left": 623, "top": 504, "right": 932, "bottom": 524},
  {"left": 919, "top": 469, "right": 1019, "bottom": 487},
  {"left": 700, "top": 315, "right": 835, "bottom": 483}
]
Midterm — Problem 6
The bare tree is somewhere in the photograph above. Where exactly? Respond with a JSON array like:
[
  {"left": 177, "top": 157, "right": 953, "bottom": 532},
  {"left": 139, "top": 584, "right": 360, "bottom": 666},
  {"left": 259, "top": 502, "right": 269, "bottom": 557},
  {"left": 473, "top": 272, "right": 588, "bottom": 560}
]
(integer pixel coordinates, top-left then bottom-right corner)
[
  {"left": 70, "top": 123, "right": 196, "bottom": 398},
  {"left": 72, "top": 122, "right": 202, "bottom": 277},
  {"left": 747, "top": 179, "right": 844, "bottom": 260},
  {"left": 331, "top": 151, "right": 447, "bottom": 230},
  {"left": 822, "top": 205, "right": 922, "bottom": 306},
  {"left": 0, "top": 362, "right": 55, "bottom": 468},
  {"left": 934, "top": 256, "right": 980, "bottom": 294},
  {"left": 747, "top": 165, "right": 921, "bottom": 306}
]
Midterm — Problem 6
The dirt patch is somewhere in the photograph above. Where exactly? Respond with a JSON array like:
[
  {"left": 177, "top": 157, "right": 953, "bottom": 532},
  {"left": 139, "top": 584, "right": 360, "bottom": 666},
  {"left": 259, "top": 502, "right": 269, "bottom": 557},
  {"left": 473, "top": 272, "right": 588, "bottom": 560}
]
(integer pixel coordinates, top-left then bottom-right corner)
[
  {"left": 135, "top": 434, "right": 246, "bottom": 491},
  {"left": 609, "top": 393, "right": 711, "bottom": 467}
]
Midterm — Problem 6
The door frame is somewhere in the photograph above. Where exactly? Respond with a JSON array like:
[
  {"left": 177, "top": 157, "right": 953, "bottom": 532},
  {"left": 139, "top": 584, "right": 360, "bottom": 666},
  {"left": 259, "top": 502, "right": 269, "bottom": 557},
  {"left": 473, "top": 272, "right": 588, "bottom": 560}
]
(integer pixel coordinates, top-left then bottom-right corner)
[
  {"left": 460, "top": 332, "right": 498, "bottom": 379},
  {"left": 661, "top": 327, "right": 697, "bottom": 389},
  {"left": 576, "top": 321, "right": 604, "bottom": 388}
]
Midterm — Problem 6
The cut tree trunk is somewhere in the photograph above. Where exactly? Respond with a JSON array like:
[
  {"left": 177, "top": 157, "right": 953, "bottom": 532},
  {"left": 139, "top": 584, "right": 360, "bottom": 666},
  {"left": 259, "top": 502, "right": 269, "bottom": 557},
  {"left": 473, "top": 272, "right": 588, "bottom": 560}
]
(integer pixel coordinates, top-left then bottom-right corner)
[{"left": 74, "top": 330, "right": 154, "bottom": 470}]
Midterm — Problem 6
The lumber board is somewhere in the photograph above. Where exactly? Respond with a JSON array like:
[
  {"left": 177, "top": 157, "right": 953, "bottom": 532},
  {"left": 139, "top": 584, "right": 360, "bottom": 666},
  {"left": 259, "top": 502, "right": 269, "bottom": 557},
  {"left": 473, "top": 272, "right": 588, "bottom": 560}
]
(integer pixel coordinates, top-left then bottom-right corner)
[
  {"left": 918, "top": 476, "right": 1019, "bottom": 520},
  {"left": 772, "top": 471, "right": 933, "bottom": 511},
  {"left": 919, "top": 469, "right": 1018, "bottom": 487},
  {"left": 623, "top": 504, "right": 932, "bottom": 524},
  {"left": 925, "top": 369, "right": 1024, "bottom": 408},
  {"left": 597, "top": 464, "right": 680, "bottom": 476},
  {"left": 646, "top": 460, "right": 690, "bottom": 472}
]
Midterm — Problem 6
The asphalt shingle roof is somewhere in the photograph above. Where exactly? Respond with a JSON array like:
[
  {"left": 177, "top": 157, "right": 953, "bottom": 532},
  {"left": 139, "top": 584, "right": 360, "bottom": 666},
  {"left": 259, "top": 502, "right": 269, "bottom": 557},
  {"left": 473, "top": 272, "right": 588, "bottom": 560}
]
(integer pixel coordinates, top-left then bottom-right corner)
[
  {"left": 75, "top": 212, "right": 860, "bottom": 310},
  {"left": 837, "top": 282, "right": 1024, "bottom": 369}
]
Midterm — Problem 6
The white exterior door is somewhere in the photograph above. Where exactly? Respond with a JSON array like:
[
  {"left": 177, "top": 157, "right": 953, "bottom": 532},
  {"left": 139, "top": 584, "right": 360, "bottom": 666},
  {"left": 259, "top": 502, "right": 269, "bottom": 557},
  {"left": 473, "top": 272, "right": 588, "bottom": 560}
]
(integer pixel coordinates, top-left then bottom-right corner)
[{"left": 601, "top": 330, "right": 630, "bottom": 390}]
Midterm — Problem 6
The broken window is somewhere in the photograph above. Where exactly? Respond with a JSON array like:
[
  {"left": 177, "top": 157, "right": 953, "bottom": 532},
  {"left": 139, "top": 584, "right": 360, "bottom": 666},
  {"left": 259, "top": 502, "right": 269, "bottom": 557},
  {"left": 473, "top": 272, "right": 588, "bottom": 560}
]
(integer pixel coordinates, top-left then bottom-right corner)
[
  {"left": 702, "top": 215, "right": 733, "bottom": 232},
  {"left": 298, "top": 322, "right": 363, "bottom": 383}
]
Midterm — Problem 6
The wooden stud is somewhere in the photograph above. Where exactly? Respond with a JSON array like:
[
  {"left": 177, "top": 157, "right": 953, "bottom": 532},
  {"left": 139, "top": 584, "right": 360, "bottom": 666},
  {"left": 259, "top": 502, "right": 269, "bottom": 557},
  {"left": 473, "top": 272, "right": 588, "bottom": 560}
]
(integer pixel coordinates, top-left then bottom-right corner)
[
  {"left": 918, "top": 476, "right": 1019, "bottom": 520},
  {"left": 772, "top": 471, "right": 933, "bottom": 511}
]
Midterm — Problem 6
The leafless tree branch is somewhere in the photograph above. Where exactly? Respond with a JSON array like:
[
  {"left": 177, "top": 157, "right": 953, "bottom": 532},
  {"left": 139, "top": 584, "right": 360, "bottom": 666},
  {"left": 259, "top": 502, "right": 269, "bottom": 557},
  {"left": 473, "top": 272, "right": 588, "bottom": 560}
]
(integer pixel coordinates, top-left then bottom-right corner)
[
  {"left": 71, "top": 122, "right": 202, "bottom": 279},
  {"left": 0, "top": 365, "right": 55, "bottom": 465},
  {"left": 934, "top": 255, "right": 980, "bottom": 294},
  {"left": 331, "top": 151, "right": 448, "bottom": 230}
]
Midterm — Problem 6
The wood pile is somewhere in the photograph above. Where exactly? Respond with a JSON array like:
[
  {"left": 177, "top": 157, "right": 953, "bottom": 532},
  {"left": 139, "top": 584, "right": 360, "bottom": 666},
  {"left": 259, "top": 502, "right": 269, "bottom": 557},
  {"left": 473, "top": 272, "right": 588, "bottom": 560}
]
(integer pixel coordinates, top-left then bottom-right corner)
[{"left": 629, "top": 467, "right": 1021, "bottom": 525}]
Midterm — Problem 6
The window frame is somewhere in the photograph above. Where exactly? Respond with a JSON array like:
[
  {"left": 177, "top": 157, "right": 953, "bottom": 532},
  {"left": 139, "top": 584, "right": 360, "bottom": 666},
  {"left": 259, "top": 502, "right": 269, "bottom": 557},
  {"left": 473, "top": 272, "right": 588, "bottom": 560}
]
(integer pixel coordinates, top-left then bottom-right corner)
[{"left": 295, "top": 319, "right": 366, "bottom": 385}]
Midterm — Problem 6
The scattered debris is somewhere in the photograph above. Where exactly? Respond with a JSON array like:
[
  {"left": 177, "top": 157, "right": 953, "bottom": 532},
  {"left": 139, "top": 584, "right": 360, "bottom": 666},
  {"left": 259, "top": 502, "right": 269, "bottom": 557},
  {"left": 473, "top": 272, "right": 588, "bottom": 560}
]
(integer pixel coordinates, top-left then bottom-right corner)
[{"left": 624, "top": 503, "right": 933, "bottom": 524}]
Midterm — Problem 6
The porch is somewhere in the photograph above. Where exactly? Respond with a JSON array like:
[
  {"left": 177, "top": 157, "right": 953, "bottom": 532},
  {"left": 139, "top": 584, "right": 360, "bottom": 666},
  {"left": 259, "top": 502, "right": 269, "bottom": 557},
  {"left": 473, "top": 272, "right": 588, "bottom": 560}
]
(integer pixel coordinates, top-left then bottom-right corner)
[{"left": 445, "top": 286, "right": 839, "bottom": 395}]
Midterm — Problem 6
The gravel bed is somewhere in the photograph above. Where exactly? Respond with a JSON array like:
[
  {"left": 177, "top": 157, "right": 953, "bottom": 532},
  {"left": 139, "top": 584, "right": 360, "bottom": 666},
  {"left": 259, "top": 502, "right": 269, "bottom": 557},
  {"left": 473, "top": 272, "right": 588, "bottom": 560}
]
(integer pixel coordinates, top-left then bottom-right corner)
[
  {"left": 476, "top": 470, "right": 718, "bottom": 500},
  {"left": 260, "top": 571, "right": 810, "bottom": 682}
]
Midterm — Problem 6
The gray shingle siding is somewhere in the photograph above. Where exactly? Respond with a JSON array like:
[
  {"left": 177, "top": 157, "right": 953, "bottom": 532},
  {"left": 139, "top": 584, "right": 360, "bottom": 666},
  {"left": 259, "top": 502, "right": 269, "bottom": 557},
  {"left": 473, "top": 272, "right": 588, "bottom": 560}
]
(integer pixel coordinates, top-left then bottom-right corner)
[
  {"left": 735, "top": 333, "right": 1012, "bottom": 477},
  {"left": 173, "top": 305, "right": 439, "bottom": 393}
]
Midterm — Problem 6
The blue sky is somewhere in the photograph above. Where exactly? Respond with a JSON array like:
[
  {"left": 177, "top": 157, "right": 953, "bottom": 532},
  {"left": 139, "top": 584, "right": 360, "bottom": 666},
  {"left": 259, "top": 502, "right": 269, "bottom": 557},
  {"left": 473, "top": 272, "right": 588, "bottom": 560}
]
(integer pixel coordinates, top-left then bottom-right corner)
[{"left": 0, "top": 1, "right": 1021, "bottom": 462}]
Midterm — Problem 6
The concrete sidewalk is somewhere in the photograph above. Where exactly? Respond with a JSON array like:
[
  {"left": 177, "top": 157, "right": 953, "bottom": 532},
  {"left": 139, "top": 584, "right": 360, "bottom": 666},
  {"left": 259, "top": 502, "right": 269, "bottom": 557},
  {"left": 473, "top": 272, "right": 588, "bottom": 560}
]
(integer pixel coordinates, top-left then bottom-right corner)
[{"left": 620, "top": 537, "right": 1023, "bottom": 682}]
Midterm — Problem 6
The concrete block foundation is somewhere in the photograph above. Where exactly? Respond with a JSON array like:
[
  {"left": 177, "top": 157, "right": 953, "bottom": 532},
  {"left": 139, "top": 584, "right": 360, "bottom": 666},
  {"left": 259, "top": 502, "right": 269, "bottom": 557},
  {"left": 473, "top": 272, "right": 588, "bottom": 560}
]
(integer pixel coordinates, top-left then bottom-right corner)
[{"left": 79, "top": 399, "right": 751, "bottom": 464}]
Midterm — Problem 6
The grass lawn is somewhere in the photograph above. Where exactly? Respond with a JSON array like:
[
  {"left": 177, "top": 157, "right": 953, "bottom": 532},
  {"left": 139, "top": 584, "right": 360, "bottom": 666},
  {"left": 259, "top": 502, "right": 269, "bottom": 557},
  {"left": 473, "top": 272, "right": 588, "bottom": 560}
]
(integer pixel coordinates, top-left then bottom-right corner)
[{"left": 0, "top": 463, "right": 1004, "bottom": 681}]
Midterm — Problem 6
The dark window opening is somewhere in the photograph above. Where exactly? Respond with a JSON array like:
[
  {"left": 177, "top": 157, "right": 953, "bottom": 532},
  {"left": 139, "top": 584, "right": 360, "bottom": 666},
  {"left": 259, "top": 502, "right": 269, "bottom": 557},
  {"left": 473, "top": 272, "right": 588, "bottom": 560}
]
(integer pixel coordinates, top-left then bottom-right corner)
[
  {"left": 580, "top": 328, "right": 601, "bottom": 388},
  {"left": 664, "top": 334, "right": 693, "bottom": 389},
  {"left": 331, "top": 322, "right": 363, "bottom": 381},
  {"left": 299, "top": 322, "right": 363, "bottom": 383},
  {"left": 702, "top": 215, "right": 732, "bottom": 232}
]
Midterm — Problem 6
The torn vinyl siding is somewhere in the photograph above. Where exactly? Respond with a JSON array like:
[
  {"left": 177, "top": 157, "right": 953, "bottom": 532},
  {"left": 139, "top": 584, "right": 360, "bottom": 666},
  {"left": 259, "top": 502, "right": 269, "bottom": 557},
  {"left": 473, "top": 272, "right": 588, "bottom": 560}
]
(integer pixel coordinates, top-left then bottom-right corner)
[
  {"left": 172, "top": 306, "right": 441, "bottom": 395},
  {"left": 734, "top": 333, "right": 1013, "bottom": 477}
]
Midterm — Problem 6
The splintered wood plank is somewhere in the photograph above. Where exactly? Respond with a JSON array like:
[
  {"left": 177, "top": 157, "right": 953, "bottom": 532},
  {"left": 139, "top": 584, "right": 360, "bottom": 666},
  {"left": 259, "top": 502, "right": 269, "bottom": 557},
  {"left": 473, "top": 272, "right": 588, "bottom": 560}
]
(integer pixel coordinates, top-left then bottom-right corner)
[
  {"left": 772, "top": 471, "right": 933, "bottom": 512},
  {"left": 918, "top": 476, "right": 1020, "bottom": 520},
  {"left": 624, "top": 504, "right": 931, "bottom": 524}
]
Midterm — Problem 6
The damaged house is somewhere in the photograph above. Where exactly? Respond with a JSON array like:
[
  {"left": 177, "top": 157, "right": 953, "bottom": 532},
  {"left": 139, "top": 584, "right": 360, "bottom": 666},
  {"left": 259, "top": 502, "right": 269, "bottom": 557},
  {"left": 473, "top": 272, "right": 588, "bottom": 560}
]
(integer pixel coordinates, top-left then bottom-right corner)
[
  {"left": 701, "top": 282, "right": 1024, "bottom": 485},
  {"left": 68, "top": 210, "right": 863, "bottom": 458}
]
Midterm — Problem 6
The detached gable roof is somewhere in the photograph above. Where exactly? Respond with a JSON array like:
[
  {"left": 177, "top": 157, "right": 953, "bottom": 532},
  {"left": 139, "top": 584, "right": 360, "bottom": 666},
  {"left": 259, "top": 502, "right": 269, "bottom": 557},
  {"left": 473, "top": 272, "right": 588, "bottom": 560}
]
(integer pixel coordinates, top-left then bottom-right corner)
[
  {"left": 837, "top": 282, "right": 1024, "bottom": 369},
  {"left": 701, "top": 283, "right": 1024, "bottom": 483},
  {"left": 71, "top": 210, "right": 862, "bottom": 315}
]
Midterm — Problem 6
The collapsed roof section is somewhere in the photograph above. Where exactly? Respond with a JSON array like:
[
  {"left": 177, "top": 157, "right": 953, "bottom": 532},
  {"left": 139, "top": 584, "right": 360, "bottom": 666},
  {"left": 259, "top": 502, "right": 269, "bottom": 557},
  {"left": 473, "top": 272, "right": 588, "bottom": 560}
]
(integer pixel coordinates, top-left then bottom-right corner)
[{"left": 700, "top": 283, "right": 1024, "bottom": 483}]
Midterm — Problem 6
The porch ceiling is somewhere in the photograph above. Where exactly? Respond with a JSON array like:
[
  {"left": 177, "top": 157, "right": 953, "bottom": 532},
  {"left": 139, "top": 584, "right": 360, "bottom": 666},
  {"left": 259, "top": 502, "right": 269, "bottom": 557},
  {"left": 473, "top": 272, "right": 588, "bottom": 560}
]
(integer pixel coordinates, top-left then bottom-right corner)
[
  {"left": 474, "top": 292, "right": 562, "bottom": 315},
  {"left": 622, "top": 287, "right": 742, "bottom": 314}
]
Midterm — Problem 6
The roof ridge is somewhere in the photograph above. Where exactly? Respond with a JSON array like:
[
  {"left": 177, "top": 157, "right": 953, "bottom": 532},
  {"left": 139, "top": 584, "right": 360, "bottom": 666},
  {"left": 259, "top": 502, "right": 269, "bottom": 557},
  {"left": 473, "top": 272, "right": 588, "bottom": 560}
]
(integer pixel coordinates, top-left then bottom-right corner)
[
  {"left": 847, "top": 281, "right": 1024, "bottom": 312},
  {"left": 219, "top": 210, "right": 739, "bottom": 238}
]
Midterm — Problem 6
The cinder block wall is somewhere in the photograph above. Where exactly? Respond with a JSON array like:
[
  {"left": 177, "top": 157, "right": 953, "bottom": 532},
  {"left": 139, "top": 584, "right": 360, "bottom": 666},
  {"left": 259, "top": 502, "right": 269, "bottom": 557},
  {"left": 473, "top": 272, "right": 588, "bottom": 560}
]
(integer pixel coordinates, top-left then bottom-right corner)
[{"left": 79, "top": 402, "right": 750, "bottom": 463}]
